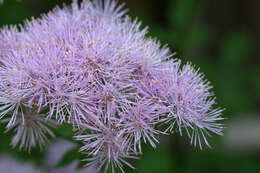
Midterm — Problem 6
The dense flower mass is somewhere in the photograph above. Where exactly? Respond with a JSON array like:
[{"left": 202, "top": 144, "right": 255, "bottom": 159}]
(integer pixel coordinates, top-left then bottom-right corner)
[{"left": 0, "top": 0, "right": 224, "bottom": 172}]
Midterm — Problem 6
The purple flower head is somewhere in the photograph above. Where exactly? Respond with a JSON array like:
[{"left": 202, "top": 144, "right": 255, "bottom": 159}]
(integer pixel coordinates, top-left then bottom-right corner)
[
  {"left": 160, "top": 61, "right": 224, "bottom": 148},
  {"left": 0, "top": 0, "right": 224, "bottom": 172},
  {"left": 118, "top": 101, "right": 162, "bottom": 153},
  {"left": 2, "top": 110, "right": 56, "bottom": 152},
  {"left": 75, "top": 118, "right": 138, "bottom": 173}
]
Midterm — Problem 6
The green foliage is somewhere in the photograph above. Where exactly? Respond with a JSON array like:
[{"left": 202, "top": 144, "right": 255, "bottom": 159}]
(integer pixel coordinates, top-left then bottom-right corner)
[
  {"left": 220, "top": 30, "right": 252, "bottom": 65},
  {"left": 55, "top": 147, "right": 80, "bottom": 168}
]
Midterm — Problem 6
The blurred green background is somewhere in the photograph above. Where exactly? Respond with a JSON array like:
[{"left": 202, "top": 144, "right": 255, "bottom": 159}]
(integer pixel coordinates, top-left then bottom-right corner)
[{"left": 0, "top": 0, "right": 260, "bottom": 172}]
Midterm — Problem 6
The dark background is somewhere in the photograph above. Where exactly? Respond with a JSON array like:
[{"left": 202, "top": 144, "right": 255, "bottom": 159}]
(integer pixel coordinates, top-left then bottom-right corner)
[{"left": 0, "top": 0, "right": 260, "bottom": 172}]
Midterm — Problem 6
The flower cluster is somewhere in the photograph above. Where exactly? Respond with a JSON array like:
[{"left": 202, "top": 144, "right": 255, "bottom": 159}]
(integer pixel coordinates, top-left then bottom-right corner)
[{"left": 0, "top": 0, "right": 223, "bottom": 172}]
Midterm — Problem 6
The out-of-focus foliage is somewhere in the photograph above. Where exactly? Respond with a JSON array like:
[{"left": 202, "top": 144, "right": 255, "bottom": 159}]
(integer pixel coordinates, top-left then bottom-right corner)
[{"left": 0, "top": 0, "right": 260, "bottom": 172}]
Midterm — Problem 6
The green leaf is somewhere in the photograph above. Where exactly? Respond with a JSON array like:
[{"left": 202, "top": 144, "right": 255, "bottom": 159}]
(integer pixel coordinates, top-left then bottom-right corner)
[{"left": 55, "top": 147, "right": 79, "bottom": 168}]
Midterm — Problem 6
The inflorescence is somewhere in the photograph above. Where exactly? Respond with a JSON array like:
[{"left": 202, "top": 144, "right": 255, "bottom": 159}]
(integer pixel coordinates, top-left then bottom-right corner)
[{"left": 0, "top": 0, "right": 223, "bottom": 172}]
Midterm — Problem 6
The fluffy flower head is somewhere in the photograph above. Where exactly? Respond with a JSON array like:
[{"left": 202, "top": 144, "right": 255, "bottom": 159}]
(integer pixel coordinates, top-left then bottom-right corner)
[{"left": 0, "top": 0, "right": 224, "bottom": 172}]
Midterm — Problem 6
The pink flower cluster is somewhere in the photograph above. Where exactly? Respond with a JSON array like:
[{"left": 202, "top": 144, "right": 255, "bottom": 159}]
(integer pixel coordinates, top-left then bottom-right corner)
[{"left": 0, "top": 0, "right": 223, "bottom": 172}]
